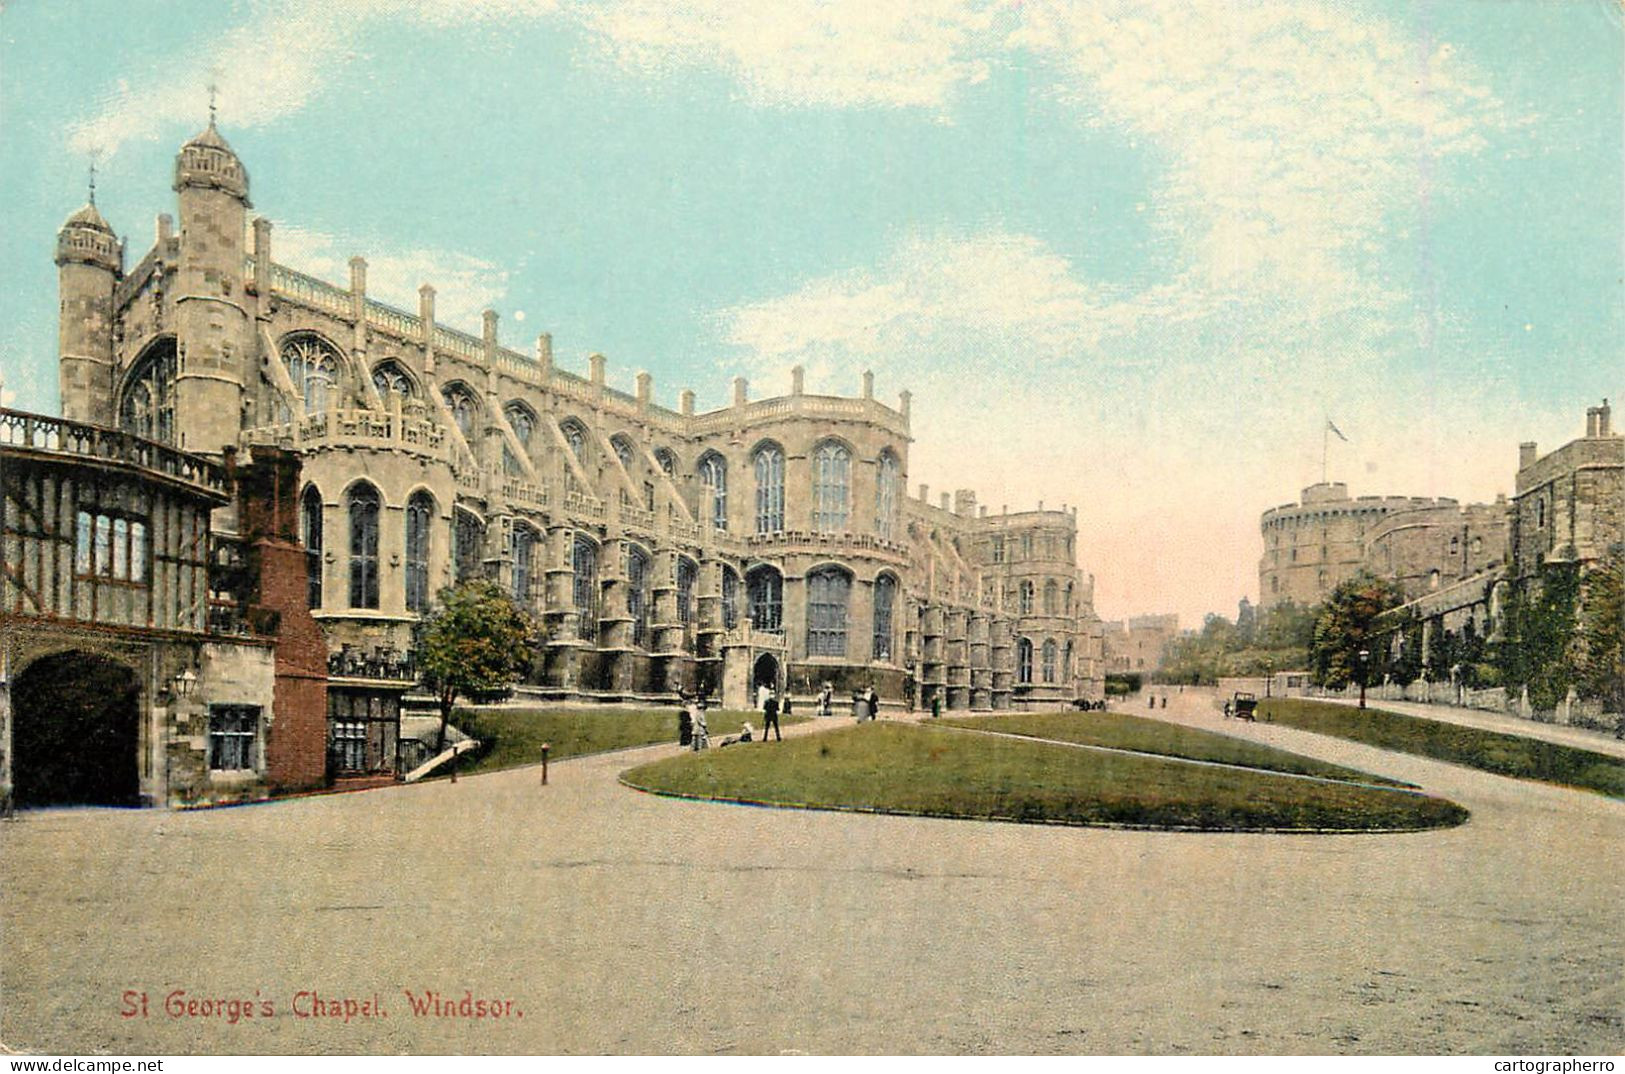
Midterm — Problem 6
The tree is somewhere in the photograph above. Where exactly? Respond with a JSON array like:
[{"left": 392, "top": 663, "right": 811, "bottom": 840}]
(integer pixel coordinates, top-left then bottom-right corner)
[
  {"left": 1311, "top": 573, "right": 1406, "bottom": 688},
  {"left": 416, "top": 579, "right": 542, "bottom": 753}
]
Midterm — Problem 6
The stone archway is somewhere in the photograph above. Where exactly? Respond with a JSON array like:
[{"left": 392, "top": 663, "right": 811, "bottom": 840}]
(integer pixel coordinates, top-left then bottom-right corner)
[
  {"left": 12, "top": 651, "right": 142, "bottom": 807},
  {"left": 752, "top": 653, "right": 780, "bottom": 697}
]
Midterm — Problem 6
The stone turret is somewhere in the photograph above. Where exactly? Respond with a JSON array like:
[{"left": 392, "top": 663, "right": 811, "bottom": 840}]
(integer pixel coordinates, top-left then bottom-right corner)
[
  {"left": 172, "top": 120, "right": 253, "bottom": 455},
  {"left": 56, "top": 200, "right": 121, "bottom": 424}
]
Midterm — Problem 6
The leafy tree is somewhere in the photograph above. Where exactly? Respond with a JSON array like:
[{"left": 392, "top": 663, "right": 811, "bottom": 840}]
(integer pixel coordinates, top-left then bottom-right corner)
[
  {"left": 1311, "top": 573, "right": 1406, "bottom": 688},
  {"left": 1573, "top": 549, "right": 1624, "bottom": 711},
  {"left": 416, "top": 579, "right": 543, "bottom": 753}
]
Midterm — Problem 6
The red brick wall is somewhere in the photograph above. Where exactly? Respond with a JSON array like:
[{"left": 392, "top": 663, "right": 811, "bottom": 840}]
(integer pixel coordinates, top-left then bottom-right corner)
[
  {"left": 236, "top": 446, "right": 330, "bottom": 792},
  {"left": 257, "top": 539, "right": 328, "bottom": 791}
]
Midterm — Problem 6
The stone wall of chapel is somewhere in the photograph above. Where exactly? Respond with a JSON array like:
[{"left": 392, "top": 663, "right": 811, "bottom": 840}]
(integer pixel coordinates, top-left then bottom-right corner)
[{"left": 82, "top": 128, "right": 1105, "bottom": 710}]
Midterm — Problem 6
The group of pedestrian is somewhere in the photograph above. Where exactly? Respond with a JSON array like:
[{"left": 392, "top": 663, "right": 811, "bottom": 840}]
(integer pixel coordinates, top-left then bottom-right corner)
[
  {"left": 1147, "top": 693, "right": 1169, "bottom": 710},
  {"left": 678, "top": 692, "right": 710, "bottom": 751}
]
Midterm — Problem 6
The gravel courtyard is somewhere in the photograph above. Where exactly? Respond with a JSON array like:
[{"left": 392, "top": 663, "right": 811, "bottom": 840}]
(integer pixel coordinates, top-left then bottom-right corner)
[{"left": 3, "top": 696, "right": 1620, "bottom": 1055}]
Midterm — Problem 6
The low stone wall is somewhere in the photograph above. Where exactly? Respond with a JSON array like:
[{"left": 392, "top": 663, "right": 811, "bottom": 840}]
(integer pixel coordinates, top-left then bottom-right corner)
[{"left": 1303, "top": 683, "right": 1621, "bottom": 734}]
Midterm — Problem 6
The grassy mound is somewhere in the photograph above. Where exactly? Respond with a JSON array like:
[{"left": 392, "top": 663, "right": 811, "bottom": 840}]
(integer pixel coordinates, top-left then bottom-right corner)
[
  {"left": 1259, "top": 699, "right": 1625, "bottom": 798},
  {"left": 621, "top": 722, "right": 1469, "bottom": 832},
  {"left": 450, "top": 706, "right": 801, "bottom": 777},
  {"left": 944, "top": 710, "right": 1411, "bottom": 787}
]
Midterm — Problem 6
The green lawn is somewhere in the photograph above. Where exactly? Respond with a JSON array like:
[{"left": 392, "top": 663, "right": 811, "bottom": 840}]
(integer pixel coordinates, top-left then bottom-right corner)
[
  {"left": 943, "top": 710, "right": 1412, "bottom": 787},
  {"left": 621, "top": 722, "right": 1469, "bottom": 832},
  {"left": 449, "top": 706, "right": 803, "bottom": 778},
  {"left": 1259, "top": 698, "right": 1625, "bottom": 798}
]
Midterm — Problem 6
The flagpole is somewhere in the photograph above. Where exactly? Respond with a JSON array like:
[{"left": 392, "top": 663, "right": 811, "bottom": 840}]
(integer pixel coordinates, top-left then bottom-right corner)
[{"left": 1322, "top": 420, "right": 1329, "bottom": 484}]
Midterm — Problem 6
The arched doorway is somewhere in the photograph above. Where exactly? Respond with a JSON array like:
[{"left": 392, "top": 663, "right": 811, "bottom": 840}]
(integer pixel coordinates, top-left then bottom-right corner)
[
  {"left": 12, "top": 651, "right": 141, "bottom": 807},
  {"left": 752, "top": 653, "right": 780, "bottom": 695}
]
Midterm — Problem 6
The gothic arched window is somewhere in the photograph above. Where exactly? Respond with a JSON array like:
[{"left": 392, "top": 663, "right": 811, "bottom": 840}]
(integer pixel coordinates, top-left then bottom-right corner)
[
  {"left": 873, "top": 573, "right": 897, "bottom": 662},
  {"left": 698, "top": 452, "right": 728, "bottom": 531},
  {"left": 405, "top": 491, "right": 434, "bottom": 614},
  {"left": 1017, "top": 638, "right": 1034, "bottom": 684},
  {"left": 504, "top": 403, "right": 536, "bottom": 475},
  {"left": 505, "top": 402, "right": 536, "bottom": 448},
  {"left": 301, "top": 484, "right": 323, "bottom": 609},
  {"left": 1042, "top": 639, "right": 1058, "bottom": 683},
  {"left": 626, "top": 544, "right": 651, "bottom": 648},
  {"left": 1020, "top": 581, "right": 1035, "bottom": 616},
  {"left": 120, "top": 339, "right": 177, "bottom": 444},
  {"left": 812, "top": 441, "right": 851, "bottom": 532},
  {"left": 1065, "top": 581, "right": 1075, "bottom": 615},
  {"left": 875, "top": 450, "right": 900, "bottom": 540},
  {"left": 754, "top": 444, "right": 785, "bottom": 534},
  {"left": 442, "top": 384, "right": 479, "bottom": 440},
  {"left": 611, "top": 435, "right": 636, "bottom": 471},
  {"left": 654, "top": 448, "right": 677, "bottom": 476},
  {"left": 282, "top": 334, "right": 341, "bottom": 416},
  {"left": 561, "top": 419, "right": 587, "bottom": 462},
  {"left": 371, "top": 359, "right": 415, "bottom": 402},
  {"left": 806, "top": 566, "right": 851, "bottom": 658},
  {"left": 347, "top": 482, "right": 381, "bottom": 609},
  {"left": 1063, "top": 641, "right": 1073, "bottom": 681},
  {"left": 572, "top": 536, "right": 597, "bottom": 640},
  {"left": 1044, "top": 580, "right": 1059, "bottom": 615},
  {"left": 512, "top": 524, "right": 537, "bottom": 605},
  {"left": 747, "top": 565, "right": 782, "bottom": 631}
]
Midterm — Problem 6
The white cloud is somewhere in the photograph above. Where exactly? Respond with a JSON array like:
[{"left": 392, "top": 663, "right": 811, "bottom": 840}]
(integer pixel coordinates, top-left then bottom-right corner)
[
  {"left": 574, "top": 0, "right": 997, "bottom": 111},
  {"left": 274, "top": 225, "right": 511, "bottom": 329},
  {"left": 723, "top": 232, "right": 1126, "bottom": 383},
  {"left": 1010, "top": 1, "right": 1512, "bottom": 320},
  {"left": 68, "top": 0, "right": 561, "bottom": 157}
]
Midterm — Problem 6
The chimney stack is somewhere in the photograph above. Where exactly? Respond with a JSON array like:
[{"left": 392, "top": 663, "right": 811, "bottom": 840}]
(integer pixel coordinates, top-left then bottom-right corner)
[
  {"left": 791, "top": 365, "right": 804, "bottom": 395},
  {"left": 680, "top": 389, "right": 695, "bottom": 416},
  {"left": 732, "top": 377, "right": 748, "bottom": 407},
  {"left": 1519, "top": 441, "right": 1538, "bottom": 470}
]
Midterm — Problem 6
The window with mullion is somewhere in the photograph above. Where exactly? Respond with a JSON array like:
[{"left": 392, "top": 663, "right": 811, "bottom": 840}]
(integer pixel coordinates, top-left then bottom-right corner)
[
  {"left": 872, "top": 573, "right": 896, "bottom": 662},
  {"left": 747, "top": 567, "right": 782, "bottom": 631},
  {"left": 208, "top": 704, "right": 259, "bottom": 771},
  {"left": 348, "top": 484, "right": 381, "bottom": 609},
  {"left": 812, "top": 441, "right": 850, "bottom": 532},
  {"left": 1017, "top": 638, "right": 1034, "bottom": 684},
  {"left": 806, "top": 567, "right": 850, "bottom": 658},
  {"left": 512, "top": 525, "right": 536, "bottom": 605},
  {"left": 572, "top": 536, "right": 598, "bottom": 640},
  {"left": 626, "top": 546, "right": 650, "bottom": 648},
  {"left": 405, "top": 493, "right": 433, "bottom": 613},
  {"left": 699, "top": 453, "right": 728, "bottom": 530},
  {"left": 754, "top": 445, "right": 784, "bottom": 534}
]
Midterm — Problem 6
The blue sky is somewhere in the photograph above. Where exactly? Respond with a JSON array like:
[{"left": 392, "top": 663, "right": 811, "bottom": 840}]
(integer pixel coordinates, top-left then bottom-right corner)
[{"left": 1, "top": 0, "right": 1619, "bottom": 625}]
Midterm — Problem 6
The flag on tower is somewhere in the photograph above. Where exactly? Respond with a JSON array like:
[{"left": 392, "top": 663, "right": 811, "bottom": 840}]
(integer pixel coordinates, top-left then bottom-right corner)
[{"left": 1326, "top": 419, "right": 1349, "bottom": 443}]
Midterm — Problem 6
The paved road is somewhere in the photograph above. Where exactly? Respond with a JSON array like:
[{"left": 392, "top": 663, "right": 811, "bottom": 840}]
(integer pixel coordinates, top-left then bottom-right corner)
[{"left": 2, "top": 703, "right": 1620, "bottom": 1055}]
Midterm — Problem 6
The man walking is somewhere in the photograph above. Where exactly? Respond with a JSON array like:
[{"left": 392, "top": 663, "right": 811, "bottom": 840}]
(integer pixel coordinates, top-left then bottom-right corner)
[{"left": 761, "top": 690, "right": 782, "bottom": 742}]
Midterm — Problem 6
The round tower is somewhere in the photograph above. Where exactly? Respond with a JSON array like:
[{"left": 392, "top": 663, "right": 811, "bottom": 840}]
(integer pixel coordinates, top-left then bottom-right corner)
[
  {"left": 55, "top": 200, "right": 121, "bottom": 425},
  {"left": 172, "top": 119, "right": 252, "bottom": 455}
]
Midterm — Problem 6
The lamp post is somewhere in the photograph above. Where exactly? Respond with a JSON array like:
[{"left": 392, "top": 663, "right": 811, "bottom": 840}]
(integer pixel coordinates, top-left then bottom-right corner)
[{"left": 1357, "top": 649, "right": 1370, "bottom": 710}]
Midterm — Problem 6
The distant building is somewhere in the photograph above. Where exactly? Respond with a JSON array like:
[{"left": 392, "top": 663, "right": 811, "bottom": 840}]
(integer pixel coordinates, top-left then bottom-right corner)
[
  {"left": 1259, "top": 483, "right": 1508, "bottom": 611},
  {"left": 1509, "top": 401, "right": 1623, "bottom": 583},
  {"left": 1373, "top": 402, "right": 1623, "bottom": 686},
  {"left": 1101, "top": 614, "right": 1179, "bottom": 674}
]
